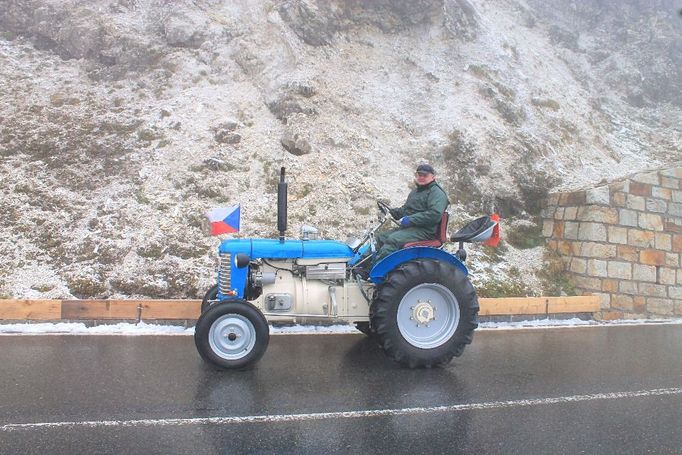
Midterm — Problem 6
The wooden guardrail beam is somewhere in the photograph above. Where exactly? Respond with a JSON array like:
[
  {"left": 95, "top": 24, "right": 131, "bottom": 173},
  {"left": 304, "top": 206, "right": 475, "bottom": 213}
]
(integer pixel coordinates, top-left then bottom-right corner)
[{"left": 0, "top": 296, "right": 601, "bottom": 321}]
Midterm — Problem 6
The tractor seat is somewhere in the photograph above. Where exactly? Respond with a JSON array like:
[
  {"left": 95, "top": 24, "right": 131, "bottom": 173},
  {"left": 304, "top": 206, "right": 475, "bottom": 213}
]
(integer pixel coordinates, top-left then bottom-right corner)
[{"left": 403, "top": 212, "right": 449, "bottom": 248}]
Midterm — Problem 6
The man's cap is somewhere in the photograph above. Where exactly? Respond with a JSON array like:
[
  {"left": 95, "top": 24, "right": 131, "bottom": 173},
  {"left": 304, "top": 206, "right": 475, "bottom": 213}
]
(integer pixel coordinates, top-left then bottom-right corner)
[{"left": 416, "top": 164, "right": 435, "bottom": 175}]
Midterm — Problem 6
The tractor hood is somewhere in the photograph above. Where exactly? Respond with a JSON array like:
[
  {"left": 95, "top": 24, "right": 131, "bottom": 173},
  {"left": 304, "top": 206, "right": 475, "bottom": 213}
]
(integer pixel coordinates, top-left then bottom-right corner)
[{"left": 218, "top": 239, "right": 354, "bottom": 260}]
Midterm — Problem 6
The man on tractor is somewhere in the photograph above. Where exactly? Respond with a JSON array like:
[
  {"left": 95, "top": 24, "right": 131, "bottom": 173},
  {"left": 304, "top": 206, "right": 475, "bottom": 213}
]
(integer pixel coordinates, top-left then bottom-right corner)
[{"left": 375, "top": 163, "right": 450, "bottom": 261}]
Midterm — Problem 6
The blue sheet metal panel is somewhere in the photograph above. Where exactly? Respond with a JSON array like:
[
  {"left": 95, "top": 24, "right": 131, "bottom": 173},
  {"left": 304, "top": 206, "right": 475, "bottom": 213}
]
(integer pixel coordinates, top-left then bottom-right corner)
[
  {"left": 218, "top": 239, "right": 353, "bottom": 259},
  {"left": 369, "top": 247, "right": 468, "bottom": 285}
]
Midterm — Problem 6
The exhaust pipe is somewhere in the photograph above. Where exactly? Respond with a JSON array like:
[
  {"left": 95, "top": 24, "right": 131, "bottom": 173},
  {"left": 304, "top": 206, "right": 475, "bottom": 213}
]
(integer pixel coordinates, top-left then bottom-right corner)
[{"left": 277, "top": 167, "right": 287, "bottom": 243}]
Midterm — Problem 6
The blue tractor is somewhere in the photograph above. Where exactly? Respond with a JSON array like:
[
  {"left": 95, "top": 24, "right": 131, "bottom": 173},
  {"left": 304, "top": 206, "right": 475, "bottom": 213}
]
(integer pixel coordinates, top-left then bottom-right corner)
[{"left": 195, "top": 168, "right": 498, "bottom": 369}]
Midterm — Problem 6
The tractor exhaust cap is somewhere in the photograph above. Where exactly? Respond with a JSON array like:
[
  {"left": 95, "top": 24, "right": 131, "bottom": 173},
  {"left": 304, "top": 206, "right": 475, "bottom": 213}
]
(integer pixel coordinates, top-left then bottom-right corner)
[{"left": 277, "top": 167, "right": 287, "bottom": 243}]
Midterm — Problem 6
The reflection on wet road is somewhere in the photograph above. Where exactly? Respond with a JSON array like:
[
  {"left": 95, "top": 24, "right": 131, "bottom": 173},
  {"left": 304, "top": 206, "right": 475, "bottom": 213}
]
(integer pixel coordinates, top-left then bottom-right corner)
[{"left": 0, "top": 325, "right": 681, "bottom": 454}]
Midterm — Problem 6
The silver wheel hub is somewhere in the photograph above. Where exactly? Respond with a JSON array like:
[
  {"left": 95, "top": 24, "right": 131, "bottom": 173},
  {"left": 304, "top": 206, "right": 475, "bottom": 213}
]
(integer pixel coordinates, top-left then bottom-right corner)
[
  {"left": 397, "top": 283, "right": 460, "bottom": 349},
  {"left": 413, "top": 301, "right": 435, "bottom": 325},
  {"left": 208, "top": 314, "right": 256, "bottom": 360}
]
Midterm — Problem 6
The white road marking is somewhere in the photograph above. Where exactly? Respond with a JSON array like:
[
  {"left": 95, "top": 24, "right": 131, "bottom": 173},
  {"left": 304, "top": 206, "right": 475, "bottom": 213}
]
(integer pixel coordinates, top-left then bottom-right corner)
[{"left": 2, "top": 387, "right": 680, "bottom": 432}]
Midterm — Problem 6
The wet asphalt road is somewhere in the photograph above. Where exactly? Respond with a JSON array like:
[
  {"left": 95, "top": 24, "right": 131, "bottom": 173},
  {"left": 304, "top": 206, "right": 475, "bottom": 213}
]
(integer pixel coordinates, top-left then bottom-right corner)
[{"left": 0, "top": 325, "right": 681, "bottom": 454}]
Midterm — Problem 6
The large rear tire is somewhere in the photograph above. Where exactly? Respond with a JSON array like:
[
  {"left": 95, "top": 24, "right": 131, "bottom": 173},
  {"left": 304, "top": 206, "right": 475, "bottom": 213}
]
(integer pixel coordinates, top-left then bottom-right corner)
[
  {"left": 370, "top": 259, "right": 478, "bottom": 368},
  {"left": 194, "top": 300, "right": 269, "bottom": 370}
]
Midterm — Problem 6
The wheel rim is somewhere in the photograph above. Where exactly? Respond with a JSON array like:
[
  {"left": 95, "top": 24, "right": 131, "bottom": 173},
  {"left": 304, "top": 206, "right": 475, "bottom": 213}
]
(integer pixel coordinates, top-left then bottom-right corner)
[
  {"left": 397, "top": 283, "right": 460, "bottom": 349},
  {"left": 208, "top": 314, "right": 257, "bottom": 360}
]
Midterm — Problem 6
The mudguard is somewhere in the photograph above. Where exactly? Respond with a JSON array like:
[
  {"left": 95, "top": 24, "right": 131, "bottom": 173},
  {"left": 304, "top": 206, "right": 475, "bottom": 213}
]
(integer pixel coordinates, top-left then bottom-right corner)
[{"left": 368, "top": 247, "right": 468, "bottom": 285}]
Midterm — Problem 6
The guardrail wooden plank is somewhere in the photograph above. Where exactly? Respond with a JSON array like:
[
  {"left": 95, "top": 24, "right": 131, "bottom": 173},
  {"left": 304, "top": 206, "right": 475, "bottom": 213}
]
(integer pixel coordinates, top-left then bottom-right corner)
[
  {"left": 141, "top": 300, "right": 201, "bottom": 319},
  {"left": 0, "top": 295, "right": 601, "bottom": 321},
  {"left": 0, "top": 300, "right": 62, "bottom": 320},
  {"left": 546, "top": 296, "right": 600, "bottom": 313},
  {"left": 479, "top": 297, "right": 547, "bottom": 315},
  {"left": 61, "top": 300, "right": 140, "bottom": 320}
]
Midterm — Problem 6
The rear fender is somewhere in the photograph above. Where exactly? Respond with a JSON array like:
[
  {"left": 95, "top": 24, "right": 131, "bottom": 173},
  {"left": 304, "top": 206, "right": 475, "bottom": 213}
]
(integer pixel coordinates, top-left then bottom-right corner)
[{"left": 369, "top": 247, "right": 468, "bottom": 285}]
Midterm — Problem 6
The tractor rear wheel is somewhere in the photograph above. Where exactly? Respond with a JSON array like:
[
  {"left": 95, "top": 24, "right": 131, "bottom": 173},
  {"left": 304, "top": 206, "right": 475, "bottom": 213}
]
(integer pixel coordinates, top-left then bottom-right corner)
[
  {"left": 200, "top": 284, "right": 219, "bottom": 313},
  {"left": 194, "top": 300, "right": 269, "bottom": 370},
  {"left": 370, "top": 259, "right": 478, "bottom": 368}
]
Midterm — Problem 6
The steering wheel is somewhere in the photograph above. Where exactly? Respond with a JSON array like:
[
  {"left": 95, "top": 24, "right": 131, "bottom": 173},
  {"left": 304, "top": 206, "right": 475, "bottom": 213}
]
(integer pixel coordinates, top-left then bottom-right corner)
[{"left": 377, "top": 201, "right": 401, "bottom": 226}]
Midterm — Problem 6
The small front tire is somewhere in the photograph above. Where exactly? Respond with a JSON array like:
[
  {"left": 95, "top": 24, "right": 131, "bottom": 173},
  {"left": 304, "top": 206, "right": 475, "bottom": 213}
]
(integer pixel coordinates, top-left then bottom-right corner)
[
  {"left": 201, "top": 284, "right": 219, "bottom": 313},
  {"left": 194, "top": 300, "right": 269, "bottom": 370}
]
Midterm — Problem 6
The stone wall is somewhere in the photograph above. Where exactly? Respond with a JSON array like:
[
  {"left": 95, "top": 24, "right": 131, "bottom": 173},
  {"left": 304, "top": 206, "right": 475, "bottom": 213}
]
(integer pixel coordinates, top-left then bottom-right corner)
[{"left": 542, "top": 165, "right": 682, "bottom": 319}]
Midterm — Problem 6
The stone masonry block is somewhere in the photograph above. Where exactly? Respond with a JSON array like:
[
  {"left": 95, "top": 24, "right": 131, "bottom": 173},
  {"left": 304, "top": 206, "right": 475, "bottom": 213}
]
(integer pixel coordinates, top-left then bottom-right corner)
[
  {"left": 639, "top": 249, "right": 665, "bottom": 266},
  {"left": 607, "top": 226, "right": 628, "bottom": 244},
  {"left": 664, "top": 218, "right": 682, "bottom": 234},
  {"left": 553, "top": 207, "right": 565, "bottom": 220},
  {"left": 673, "top": 190, "right": 682, "bottom": 203},
  {"left": 586, "top": 186, "right": 610, "bottom": 205},
  {"left": 638, "top": 213, "right": 664, "bottom": 231},
  {"left": 578, "top": 206, "right": 619, "bottom": 224},
  {"left": 563, "top": 207, "right": 578, "bottom": 220},
  {"left": 639, "top": 283, "right": 667, "bottom": 298},
  {"left": 666, "top": 252, "right": 679, "bottom": 267},
  {"left": 580, "top": 242, "right": 616, "bottom": 258},
  {"left": 651, "top": 187, "right": 672, "bottom": 200},
  {"left": 540, "top": 207, "right": 554, "bottom": 219},
  {"left": 587, "top": 259, "right": 608, "bottom": 277},
  {"left": 619, "top": 280, "right": 638, "bottom": 294},
  {"left": 632, "top": 172, "right": 660, "bottom": 185},
  {"left": 574, "top": 275, "right": 602, "bottom": 291},
  {"left": 668, "top": 286, "right": 682, "bottom": 300},
  {"left": 564, "top": 221, "right": 579, "bottom": 240},
  {"left": 578, "top": 223, "right": 607, "bottom": 242},
  {"left": 611, "top": 294, "right": 634, "bottom": 311},
  {"left": 655, "top": 233, "right": 672, "bottom": 251},
  {"left": 570, "top": 258, "right": 587, "bottom": 274},
  {"left": 676, "top": 301, "right": 682, "bottom": 316},
  {"left": 645, "top": 198, "right": 667, "bottom": 213},
  {"left": 600, "top": 310, "right": 624, "bottom": 320},
  {"left": 611, "top": 192, "right": 626, "bottom": 207},
  {"left": 659, "top": 267, "right": 676, "bottom": 285},
  {"left": 607, "top": 261, "right": 632, "bottom": 280},
  {"left": 617, "top": 245, "right": 638, "bottom": 262},
  {"left": 556, "top": 240, "right": 579, "bottom": 255},
  {"left": 629, "top": 181, "right": 652, "bottom": 197},
  {"left": 601, "top": 279, "right": 618, "bottom": 293},
  {"left": 553, "top": 221, "right": 564, "bottom": 238},
  {"left": 626, "top": 194, "right": 646, "bottom": 210},
  {"left": 619, "top": 209, "right": 638, "bottom": 227},
  {"left": 633, "top": 296, "right": 647, "bottom": 313},
  {"left": 660, "top": 176, "right": 679, "bottom": 189},
  {"left": 669, "top": 202, "right": 682, "bottom": 217},
  {"left": 542, "top": 220, "right": 554, "bottom": 237},
  {"left": 673, "top": 235, "right": 682, "bottom": 253},
  {"left": 632, "top": 264, "right": 656, "bottom": 282},
  {"left": 610, "top": 180, "right": 629, "bottom": 193},
  {"left": 660, "top": 168, "right": 682, "bottom": 178},
  {"left": 647, "top": 298, "right": 673, "bottom": 316},
  {"left": 678, "top": 269, "right": 682, "bottom": 284},
  {"left": 628, "top": 229, "right": 655, "bottom": 248}
]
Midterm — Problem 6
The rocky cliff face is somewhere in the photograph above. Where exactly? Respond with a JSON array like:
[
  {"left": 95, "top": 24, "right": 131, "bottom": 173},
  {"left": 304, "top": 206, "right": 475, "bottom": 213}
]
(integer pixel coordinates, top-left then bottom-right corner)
[{"left": 0, "top": 0, "right": 680, "bottom": 299}]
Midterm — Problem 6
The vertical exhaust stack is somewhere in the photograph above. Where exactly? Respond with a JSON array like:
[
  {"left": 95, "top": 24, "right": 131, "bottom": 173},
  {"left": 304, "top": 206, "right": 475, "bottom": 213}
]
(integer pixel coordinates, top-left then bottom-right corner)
[{"left": 277, "top": 167, "right": 287, "bottom": 243}]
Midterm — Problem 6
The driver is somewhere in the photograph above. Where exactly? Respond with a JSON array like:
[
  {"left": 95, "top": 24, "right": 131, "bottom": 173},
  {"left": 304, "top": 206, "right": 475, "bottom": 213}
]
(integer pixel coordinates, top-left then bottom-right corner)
[{"left": 375, "top": 164, "right": 449, "bottom": 261}]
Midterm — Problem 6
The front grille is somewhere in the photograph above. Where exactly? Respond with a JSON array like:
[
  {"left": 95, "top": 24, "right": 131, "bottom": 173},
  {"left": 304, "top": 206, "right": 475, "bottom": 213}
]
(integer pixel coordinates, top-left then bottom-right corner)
[{"left": 218, "top": 253, "right": 232, "bottom": 295}]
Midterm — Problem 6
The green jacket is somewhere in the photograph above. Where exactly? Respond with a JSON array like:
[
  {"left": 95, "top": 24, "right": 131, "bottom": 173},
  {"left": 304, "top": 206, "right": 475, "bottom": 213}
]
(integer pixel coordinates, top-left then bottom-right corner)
[{"left": 393, "top": 181, "right": 449, "bottom": 235}]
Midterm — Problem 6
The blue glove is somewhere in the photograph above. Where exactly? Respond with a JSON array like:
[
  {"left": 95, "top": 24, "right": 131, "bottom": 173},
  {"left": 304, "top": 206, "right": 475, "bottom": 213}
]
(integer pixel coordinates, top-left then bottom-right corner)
[{"left": 400, "top": 216, "right": 410, "bottom": 227}]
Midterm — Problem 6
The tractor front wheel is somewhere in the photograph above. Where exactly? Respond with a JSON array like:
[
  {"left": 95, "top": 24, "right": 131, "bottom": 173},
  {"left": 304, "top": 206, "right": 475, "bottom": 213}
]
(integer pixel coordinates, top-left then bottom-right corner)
[
  {"left": 370, "top": 259, "right": 478, "bottom": 368},
  {"left": 194, "top": 300, "right": 269, "bottom": 370},
  {"left": 200, "top": 284, "right": 219, "bottom": 313}
]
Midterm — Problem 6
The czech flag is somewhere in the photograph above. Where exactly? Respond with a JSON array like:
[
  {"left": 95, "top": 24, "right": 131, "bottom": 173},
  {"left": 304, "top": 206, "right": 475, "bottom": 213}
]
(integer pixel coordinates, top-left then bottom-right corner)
[{"left": 207, "top": 205, "right": 240, "bottom": 236}]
